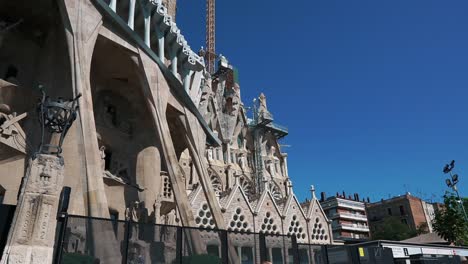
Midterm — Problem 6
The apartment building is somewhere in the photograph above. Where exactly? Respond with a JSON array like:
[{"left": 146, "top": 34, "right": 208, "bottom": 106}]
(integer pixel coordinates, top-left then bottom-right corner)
[
  {"left": 320, "top": 192, "right": 371, "bottom": 241},
  {"left": 366, "top": 193, "right": 442, "bottom": 236}
]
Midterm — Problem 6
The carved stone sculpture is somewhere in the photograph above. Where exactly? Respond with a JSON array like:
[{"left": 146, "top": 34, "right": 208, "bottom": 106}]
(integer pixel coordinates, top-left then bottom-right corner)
[
  {"left": 0, "top": 104, "right": 27, "bottom": 154},
  {"left": 0, "top": 155, "right": 64, "bottom": 264}
]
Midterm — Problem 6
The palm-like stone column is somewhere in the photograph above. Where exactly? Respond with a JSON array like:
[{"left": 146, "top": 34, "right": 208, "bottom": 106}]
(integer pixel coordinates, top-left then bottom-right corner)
[{"left": 1, "top": 88, "right": 80, "bottom": 264}]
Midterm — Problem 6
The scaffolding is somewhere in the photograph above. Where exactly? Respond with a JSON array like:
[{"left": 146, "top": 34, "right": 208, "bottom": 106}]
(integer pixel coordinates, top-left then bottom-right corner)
[{"left": 250, "top": 99, "right": 288, "bottom": 194}]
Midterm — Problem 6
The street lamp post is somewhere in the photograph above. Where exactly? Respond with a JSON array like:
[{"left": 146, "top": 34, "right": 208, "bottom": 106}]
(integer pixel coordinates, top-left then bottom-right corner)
[{"left": 443, "top": 160, "right": 468, "bottom": 221}]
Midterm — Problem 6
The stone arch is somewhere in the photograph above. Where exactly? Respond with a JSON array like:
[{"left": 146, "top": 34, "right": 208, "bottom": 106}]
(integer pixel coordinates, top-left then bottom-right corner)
[{"left": 90, "top": 35, "right": 161, "bottom": 217}]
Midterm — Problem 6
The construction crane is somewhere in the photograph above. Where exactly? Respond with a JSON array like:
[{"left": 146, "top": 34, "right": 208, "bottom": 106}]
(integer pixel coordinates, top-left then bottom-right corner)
[{"left": 206, "top": 0, "right": 216, "bottom": 74}]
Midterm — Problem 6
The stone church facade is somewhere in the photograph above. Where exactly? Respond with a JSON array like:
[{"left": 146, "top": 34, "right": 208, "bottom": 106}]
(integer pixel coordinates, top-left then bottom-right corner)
[{"left": 0, "top": 0, "right": 332, "bottom": 262}]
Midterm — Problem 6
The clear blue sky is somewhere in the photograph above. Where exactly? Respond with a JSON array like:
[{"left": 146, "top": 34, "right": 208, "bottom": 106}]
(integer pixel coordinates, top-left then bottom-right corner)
[{"left": 177, "top": 0, "right": 468, "bottom": 202}]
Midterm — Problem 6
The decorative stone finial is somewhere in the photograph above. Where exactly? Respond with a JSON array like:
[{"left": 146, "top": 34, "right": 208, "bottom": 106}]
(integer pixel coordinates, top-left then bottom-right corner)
[
  {"left": 287, "top": 179, "right": 293, "bottom": 194},
  {"left": 263, "top": 177, "right": 269, "bottom": 192},
  {"left": 234, "top": 173, "right": 241, "bottom": 186},
  {"left": 259, "top": 93, "right": 267, "bottom": 111},
  {"left": 310, "top": 185, "right": 316, "bottom": 199}
]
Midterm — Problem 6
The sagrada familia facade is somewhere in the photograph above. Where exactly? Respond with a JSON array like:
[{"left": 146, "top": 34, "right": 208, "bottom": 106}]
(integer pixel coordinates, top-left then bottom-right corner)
[{"left": 0, "top": 0, "right": 332, "bottom": 262}]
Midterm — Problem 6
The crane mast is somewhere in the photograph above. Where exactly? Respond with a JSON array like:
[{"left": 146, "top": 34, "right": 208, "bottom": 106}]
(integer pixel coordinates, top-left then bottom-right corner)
[{"left": 206, "top": 0, "right": 216, "bottom": 74}]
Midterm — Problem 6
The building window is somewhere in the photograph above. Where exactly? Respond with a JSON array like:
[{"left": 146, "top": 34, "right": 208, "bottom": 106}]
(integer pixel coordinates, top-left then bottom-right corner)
[
  {"left": 387, "top": 208, "right": 392, "bottom": 216},
  {"left": 399, "top": 205, "right": 405, "bottom": 215}
]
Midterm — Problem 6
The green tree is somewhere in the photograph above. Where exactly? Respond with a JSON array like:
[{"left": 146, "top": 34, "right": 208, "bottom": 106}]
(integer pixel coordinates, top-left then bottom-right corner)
[
  {"left": 416, "top": 222, "right": 429, "bottom": 235},
  {"left": 432, "top": 193, "right": 468, "bottom": 246},
  {"left": 372, "top": 217, "right": 417, "bottom": 241}
]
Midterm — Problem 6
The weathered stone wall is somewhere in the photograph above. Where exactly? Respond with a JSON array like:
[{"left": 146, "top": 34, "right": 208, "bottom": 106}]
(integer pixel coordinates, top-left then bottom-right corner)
[{"left": 163, "top": 0, "right": 177, "bottom": 21}]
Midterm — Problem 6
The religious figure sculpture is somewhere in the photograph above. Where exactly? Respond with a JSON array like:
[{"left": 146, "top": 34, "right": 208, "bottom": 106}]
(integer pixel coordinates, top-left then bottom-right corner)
[
  {"left": 99, "top": 146, "right": 106, "bottom": 171},
  {"left": 259, "top": 93, "right": 267, "bottom": 112},
  {"left": 0, "top": 104, "right": 27, "bottom": 154}
]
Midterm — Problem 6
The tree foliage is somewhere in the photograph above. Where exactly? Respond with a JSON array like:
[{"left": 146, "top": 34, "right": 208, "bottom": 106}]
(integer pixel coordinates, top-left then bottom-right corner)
[
  {"left": 432, "top": 193, "right": 468, "bottom": 246},
  {"left": 416, "top": 222, "right": 429, "bottom": 235},
  {"left": 372, "top": 217, "right": 417, "bottom": 241}
]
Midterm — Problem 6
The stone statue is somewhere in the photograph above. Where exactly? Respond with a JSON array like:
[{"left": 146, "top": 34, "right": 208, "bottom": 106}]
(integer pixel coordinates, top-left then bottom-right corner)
[
  {"left": 99, "top": 146, "right": 106, "bottom": 171},
  {"left": 0, "top": 103, "right": 27, "bottom": 154},
  {"left": 164, "top": 209, "right": 177, "bottom": 226},
  {"left": 125, "top": 201, "right": 147, "bottom": 223},
  {"left": 270, "top": 146, "right": 276, "bottom": 158},
  {"left": 126, "top": 201, "right": 148, "bottom": 242},
  {"left": 153, "top": 197, "right": 162, "bottom": 224},
  {"left": 259, "top": 93, "right": 267, "bottom": 111},
  {"left": 238, "top": 153, "right": 246, "bottom": 169}
]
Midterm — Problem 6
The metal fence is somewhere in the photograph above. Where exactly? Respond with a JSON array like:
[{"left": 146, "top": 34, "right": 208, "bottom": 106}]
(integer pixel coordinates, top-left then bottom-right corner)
[
  {"left": 55, "top": 214, "right": 329, "bottom": 264},
  {"left": 54, "top": 215, "right": 467, "bottom": 264}
]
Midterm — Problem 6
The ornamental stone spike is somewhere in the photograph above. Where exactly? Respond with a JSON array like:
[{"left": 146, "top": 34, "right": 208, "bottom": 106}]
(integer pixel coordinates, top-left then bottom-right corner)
[
  {"left": 287, "top": 179, "right": 293, "bottom": 194},
  {"left": 234, "top": 173, "right": 241, "bottom": 186},
  {"left": 310, "top": 185, "right": 316, "bottom": 199},
  {"left": 263, "top": 177, "right": 269, "bottom": 192}
]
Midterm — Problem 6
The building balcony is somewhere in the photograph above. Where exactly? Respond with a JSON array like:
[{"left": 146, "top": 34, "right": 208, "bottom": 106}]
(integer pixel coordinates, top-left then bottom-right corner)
[
  {"left": 322, "top": 198, "right": 366, "bottom": 211},
  {"left": 330, "top": 212, "right": 368, "bottom": 222},
  {"left": 332, "top": 223, "right": 370, "bottom": 232}
]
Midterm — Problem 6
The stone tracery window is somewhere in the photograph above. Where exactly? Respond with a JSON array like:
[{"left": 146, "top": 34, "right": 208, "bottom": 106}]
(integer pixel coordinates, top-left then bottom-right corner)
[
  {"left": 287, "top": 215, "right": 306, "bottom": 240},
  {"left": 208, "top": 169, "right": 222, "bottom": 195},
  {"left": 228, "top": 207, "right": 251, "bottom": 233},
  {"left": 162, "top": 175, "right": 173, "bottom": 199},
  {"left": 195, "top": 203, "right": 216, "bottom": 229},
  {"left": 260, "top": 211, "right": 279, "bottom": 235},
  {"left": 269, "top": 182, "right": 282, "bottom": 202},
  {"left": 239, "top": 176, "right": 253, "bottom": 200},
  {"left": 311, "top": 217, "right": 329, "bottom": 241}
]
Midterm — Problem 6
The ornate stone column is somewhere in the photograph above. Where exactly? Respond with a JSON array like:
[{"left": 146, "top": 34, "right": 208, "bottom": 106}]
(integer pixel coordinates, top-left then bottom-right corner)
[
  {"left": 1, "top": 87, "right": 80, "bottom": 264},
  {"left": 0, "top": 155, "right": 64, "bottom": 264}
]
